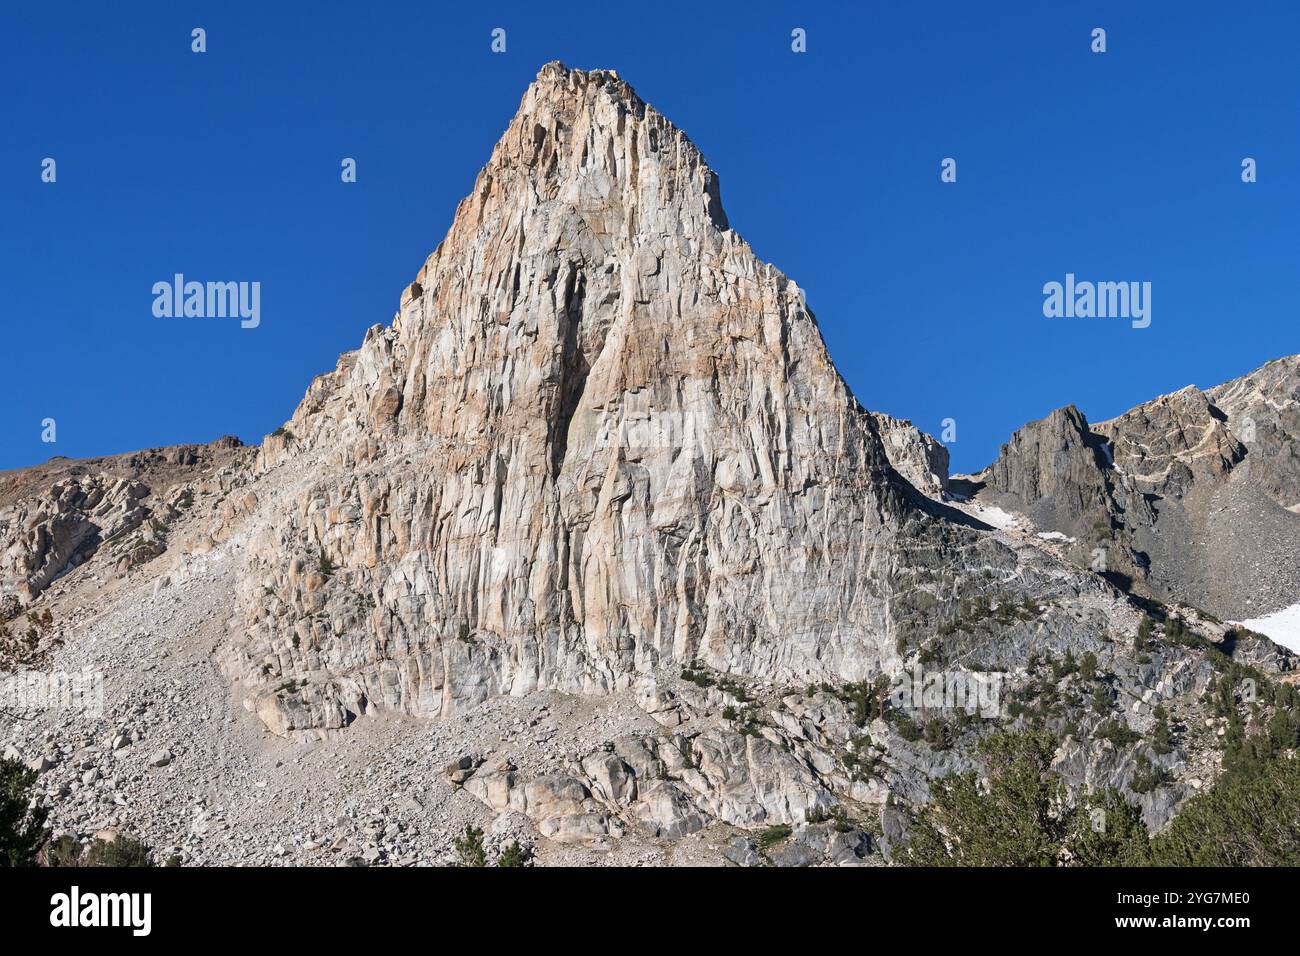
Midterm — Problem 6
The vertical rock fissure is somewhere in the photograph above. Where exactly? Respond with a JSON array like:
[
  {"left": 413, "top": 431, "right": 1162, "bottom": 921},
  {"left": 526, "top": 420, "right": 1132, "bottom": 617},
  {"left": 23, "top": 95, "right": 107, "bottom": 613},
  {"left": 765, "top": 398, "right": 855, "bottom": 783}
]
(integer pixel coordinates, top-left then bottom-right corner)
[{"left": 551, "top": 265, "right": 590, "bottom": 478}]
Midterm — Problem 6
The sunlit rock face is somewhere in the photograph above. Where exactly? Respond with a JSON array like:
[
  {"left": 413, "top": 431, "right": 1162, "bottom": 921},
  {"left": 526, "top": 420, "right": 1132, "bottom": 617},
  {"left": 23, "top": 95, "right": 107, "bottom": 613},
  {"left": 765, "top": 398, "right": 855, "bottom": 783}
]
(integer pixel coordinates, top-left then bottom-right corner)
[{"left": 232, "top": 63, "right": 917, "bottom": 730}]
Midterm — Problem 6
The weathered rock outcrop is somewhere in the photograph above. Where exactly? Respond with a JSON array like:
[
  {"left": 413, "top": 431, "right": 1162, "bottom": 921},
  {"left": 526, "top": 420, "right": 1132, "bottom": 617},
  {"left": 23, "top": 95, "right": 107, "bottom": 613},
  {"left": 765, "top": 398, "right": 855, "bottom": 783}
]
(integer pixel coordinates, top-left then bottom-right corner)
[
  {"left": 0, "top": 437, "right": 248, "bottom": 604},
  {"left": 971, "top": 360, "right": 1300, "bottom": 619},
  {"left": 871, "top": 413, "right": 949, "bottom": 498},
  {"left": 0, "top": 475, "right": 150, "bottom": 599},
  {"left": 1094, "top": 385, "right": 1246, "bottom": 492}
]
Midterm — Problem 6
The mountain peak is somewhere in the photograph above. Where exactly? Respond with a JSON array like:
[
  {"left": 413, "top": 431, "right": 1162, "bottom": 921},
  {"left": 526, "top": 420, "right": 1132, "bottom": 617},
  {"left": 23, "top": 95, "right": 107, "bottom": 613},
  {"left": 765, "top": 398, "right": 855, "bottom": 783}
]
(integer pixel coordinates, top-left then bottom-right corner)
[
  {"left": 463, "top": 61, "right": 731, "bottom": 239},
  {"left": 531, "top": 61, "right": 634, "bottom": 106},
  {"left": 243, "top": 64, "right": 913, "bottom": 732}
]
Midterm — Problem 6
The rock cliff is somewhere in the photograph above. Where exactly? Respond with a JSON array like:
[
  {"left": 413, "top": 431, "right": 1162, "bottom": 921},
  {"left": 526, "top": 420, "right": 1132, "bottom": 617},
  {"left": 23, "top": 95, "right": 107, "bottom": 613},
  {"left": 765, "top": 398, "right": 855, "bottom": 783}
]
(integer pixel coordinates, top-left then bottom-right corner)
[{"left": 229, "top": 63, "right": 917, "bottom": 730}]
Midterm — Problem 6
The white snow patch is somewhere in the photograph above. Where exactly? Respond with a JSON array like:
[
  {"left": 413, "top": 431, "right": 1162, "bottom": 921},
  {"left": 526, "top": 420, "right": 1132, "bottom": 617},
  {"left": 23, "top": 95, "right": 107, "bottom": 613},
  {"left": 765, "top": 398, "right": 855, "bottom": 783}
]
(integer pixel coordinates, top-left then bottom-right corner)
[
  {"left": 1236, "top": 602, "right": 1300, "bottom": 654},
  {"left": 969, "top": 503, "right": 1022, "bottom": 531},
  {"left": 1035, "top": 531, "right": 1075, "bottom": 543}
]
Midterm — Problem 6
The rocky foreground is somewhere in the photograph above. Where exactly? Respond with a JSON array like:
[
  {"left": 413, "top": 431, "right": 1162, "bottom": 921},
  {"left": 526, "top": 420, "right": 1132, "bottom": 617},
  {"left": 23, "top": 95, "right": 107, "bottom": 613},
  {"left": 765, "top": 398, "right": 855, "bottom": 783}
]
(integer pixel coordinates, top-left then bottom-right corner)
[{"left": 3, "top": 63, "right": 1298, "bottom": 866}]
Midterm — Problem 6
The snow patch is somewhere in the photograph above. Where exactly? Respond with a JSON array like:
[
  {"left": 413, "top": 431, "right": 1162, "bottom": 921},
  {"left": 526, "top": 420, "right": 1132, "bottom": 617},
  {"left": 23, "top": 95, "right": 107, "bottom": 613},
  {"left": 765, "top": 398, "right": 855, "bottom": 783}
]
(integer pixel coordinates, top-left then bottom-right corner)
[
  {"left": 1236, "top": 602, "right": 1300, "bottom": 654},
  {"left": 1035, "top": 531, "right": 1075, "bottom": 543},
  {"left": 969, "top": 503, "right": 1023, "bottom": 531}
]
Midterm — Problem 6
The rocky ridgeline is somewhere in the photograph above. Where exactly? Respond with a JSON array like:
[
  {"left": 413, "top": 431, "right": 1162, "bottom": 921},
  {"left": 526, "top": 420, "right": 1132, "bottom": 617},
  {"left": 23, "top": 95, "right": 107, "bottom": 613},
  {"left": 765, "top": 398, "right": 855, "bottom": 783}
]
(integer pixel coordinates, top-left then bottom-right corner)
[
  {"left": 0, "top": 439, "right": 248, "bottom": 604},
  {"left": 970, "top": 355, "right": 1300, "bottom": 620}
]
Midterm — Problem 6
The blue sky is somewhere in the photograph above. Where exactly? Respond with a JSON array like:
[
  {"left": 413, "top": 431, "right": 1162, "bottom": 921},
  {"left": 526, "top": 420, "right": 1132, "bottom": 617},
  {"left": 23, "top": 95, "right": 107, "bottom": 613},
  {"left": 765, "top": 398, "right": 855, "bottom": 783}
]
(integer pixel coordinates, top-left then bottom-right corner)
[{"left": 3, "top": 1, "right": 1297, "bottom": 473}]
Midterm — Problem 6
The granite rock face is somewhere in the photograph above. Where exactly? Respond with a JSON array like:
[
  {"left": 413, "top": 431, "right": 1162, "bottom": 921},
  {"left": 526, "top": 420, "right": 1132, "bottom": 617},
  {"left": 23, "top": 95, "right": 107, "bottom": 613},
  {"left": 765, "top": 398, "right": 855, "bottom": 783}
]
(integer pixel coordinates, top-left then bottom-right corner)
[
  {"left": 221, "top": 63, "right": 1299, "bottom": 737},
  {"left": 228, "top": 62, "right": 920, "bottom": 727}
]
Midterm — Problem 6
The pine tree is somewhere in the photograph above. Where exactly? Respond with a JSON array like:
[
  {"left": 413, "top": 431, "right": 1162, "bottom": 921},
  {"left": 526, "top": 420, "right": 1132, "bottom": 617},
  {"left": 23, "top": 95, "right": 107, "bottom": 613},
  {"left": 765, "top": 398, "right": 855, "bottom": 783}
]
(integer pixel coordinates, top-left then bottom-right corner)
[
  {"left": 454, "top": 824, "right": 487, "bottom": 867},
  {"left": 1135, "top": 615, "right": 1153, "bottom": 652},
  {"left": 1212, "top": 676, "right": 1237, "bottom": 719},
  {"left": 1067, "top": 789, "right": 1150, "bottom": 865},
  {"left": 0, "top": 758, "right": 48, "bottom": 867},
  {"left": 923, "top": 718, "right": 949, "bottom": 750},
  {"left": 1149, "top": 755, "right": 1300, "bottom": 865},
  {"left": 1152, "top": 704, "right": 1174, "bottom": 755},
  {"left": 905, "top": 732, "right": 1067, "bottom": 866},
  {"left": 1268, "top": 707, "right": 1300, "bottom": 753},
  {"left": 497, "top": 840, "right": 530, "bottom": 867},
  {"left": 81, "top": 835, "right": 155, "bottom": 866},
  {"left": 1080, "top": 651, "right": 1098, "bottom": 682}
]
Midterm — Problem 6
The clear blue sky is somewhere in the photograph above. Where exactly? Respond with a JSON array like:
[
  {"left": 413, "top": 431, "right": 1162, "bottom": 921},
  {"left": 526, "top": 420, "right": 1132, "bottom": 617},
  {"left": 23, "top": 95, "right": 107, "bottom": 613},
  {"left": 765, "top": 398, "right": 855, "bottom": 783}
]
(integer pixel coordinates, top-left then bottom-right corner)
[{"left": 3, "top": 1, "right": 1297, "bottom": 473}]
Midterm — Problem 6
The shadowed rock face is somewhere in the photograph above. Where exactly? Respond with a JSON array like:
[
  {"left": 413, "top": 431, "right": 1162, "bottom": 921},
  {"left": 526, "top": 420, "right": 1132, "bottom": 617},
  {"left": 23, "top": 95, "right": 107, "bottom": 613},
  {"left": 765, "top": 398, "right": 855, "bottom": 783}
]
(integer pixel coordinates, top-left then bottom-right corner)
[
  {"left": 975, "top": 360, "right": 1300, "bottom": 619},
  {"left": 984, "top": 405, "right": 1116, "bottom": 531}
]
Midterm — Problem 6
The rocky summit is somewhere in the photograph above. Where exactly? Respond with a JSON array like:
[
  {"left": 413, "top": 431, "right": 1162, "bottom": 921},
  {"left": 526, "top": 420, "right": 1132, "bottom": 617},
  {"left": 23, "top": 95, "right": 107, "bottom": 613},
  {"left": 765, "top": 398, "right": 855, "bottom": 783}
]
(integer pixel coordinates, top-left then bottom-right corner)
[
  {"left": 3, "top": 63, "right": 1298, "bottom": 868},
  {"left": 964, "top": 354, "right": 1300, "bottom": 622}
]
